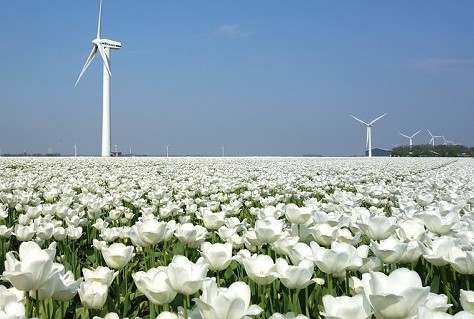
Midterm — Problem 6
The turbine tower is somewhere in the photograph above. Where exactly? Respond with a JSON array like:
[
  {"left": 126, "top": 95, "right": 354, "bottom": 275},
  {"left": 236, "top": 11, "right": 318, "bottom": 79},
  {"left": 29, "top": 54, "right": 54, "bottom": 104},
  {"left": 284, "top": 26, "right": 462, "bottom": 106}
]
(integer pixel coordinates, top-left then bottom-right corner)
[
  {"left": 399, "top": 130, "right": 421, "bottom": 147},
  {"left": 350, "top": 113, "right": 387, "bottom": 157},
  {"left": 75, "top": 0, "right": 121, "bottom": 157}
]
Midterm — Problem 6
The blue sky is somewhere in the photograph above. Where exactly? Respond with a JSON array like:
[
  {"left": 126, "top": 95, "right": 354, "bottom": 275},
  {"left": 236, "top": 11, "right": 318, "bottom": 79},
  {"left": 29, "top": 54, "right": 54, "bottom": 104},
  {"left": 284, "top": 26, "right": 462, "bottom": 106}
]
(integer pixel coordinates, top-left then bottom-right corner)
[{"left": 1, "top": 1, "right": 473, "bottom": 156}]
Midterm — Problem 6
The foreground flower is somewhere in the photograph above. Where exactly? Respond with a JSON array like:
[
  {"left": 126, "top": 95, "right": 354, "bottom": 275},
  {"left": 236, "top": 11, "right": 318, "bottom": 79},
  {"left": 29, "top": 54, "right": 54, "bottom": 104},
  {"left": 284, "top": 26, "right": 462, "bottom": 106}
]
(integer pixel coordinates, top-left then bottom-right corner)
[
  {"left": 311, "top": 242, "right": 363, "bottom": 277},
  {"left": 0, "top": 285, "right": 26, "bottom": 319},
  {"left": 132, "top": 266, "right": 177, "bottom": 305},
  {"left": 320, "top": 294, "right": 372, "bottom": 319},
  {"left": 361, "top": 268, "right": 430, "bottom": 319},
  {"left": 78, "top": 280, "right": 108, "bottom": 310},
  {"left": 33, "top": 263, "right": 81, "bottom": 301},
  {"left": 167, "top": 255, "right": 208, "bottom": 296},
  {"left": 254, "top": 217, "right": 284, "bottom": 244},
  {"left": 275, "top": 258, "right": 323, "bottom": 290},
  {"left": 200, "top": 242, "right": 235, "bottom": 272},
  {"left": 460, "top": 289, "right": 474, "bottom": 313},
  {"left": 194, "top": 278, "right": 262, "bottom": 319},
  {"left": 356, "top": 214, "right": 398, "bottom": 241},
  {"left": 2, "top": 241, "right": 54, "bottom": 291},
  {"left": 82, "top": 266, "right": 118, "bottom": 287},
  {"left": 240, "top": 253, "right": 279, "bottom": 285},
  {"left": 417, "top": 306, "right": 474, "bottom": 319},
  {"left": 285, "top": 204, "right": 312, "bottom": 225},
  {"left": 100, "top": 242, "right": 135, "bottom": 269}
]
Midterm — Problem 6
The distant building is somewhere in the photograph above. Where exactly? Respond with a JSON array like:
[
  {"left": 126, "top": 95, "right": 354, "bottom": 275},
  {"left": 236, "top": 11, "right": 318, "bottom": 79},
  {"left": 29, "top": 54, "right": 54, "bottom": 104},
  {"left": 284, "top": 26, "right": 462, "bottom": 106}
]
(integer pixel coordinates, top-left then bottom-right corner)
[{"left": 365, "top": 148, "right": 391, "bottom": 157}]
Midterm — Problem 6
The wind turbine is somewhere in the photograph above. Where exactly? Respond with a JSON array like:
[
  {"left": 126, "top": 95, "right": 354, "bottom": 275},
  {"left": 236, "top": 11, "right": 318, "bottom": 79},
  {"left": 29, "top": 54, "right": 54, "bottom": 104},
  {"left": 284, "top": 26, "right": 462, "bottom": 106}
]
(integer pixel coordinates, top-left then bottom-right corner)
[
  {"left": 350, "top": 113, "right": 387, "bottom": 157},
  {"left": 399, "top": 130, "right": 421, "bottom": 147},
  {"left": 427, "top": 130, "right": 442, "bottom": 146},
  {"left": 441, "top": 136, "right": 455, "bottom": 145},
  {"left": 75, "top": 0, "right": 121, "bottom": 157}
]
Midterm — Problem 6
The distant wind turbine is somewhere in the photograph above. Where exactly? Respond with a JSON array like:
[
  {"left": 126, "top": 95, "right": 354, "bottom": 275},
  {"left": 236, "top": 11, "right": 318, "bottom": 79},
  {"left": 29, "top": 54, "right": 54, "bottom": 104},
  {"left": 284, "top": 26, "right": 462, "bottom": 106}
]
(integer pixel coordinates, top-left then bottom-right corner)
[
  {"left": 399, "top": 130, "right": 421, "bottom": 147},
  {"left": 350, "top": 113, "right": 387, "bottom": 157},
  {"left": 427, "top": 130, "right": 442, "bottom": 146},
  {"left": 442, "top": 136, "right": 455, "bottom": 145},
  {"left": 75, "top": 0, "right": 121, "bottom": 157}
]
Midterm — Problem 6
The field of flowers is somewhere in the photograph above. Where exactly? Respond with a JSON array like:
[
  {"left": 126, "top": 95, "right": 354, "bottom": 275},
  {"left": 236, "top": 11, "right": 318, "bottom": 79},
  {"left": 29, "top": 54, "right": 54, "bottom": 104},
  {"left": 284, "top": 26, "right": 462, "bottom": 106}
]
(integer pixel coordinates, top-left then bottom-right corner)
[{"left": 1, "top": 156, "right": 474, "bottom": 319}]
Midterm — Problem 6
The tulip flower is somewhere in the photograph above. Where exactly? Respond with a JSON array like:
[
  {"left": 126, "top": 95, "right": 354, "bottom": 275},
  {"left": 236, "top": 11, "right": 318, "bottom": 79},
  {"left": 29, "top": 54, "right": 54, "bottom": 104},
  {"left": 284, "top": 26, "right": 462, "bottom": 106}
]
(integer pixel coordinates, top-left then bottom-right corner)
[
  {"left": 370, "top": 238, "right": 407, "bottom": 264},
  {"left": 129, "top": 217, "right": 173, "bottom": 247},
  {"left": 308, "top": 223, "right": 338, "bottom": 247},
  {"left": 288, "top": 242, "right": 313, "bottom": 265},
  {"left": 271, "top": 232, "right": 300, "bottom": 256},
  {"left": 132, "top": 267, "right": 177, "bottom": 305},
  {"left": 285, "top": 203, "right": 312, "bottom": 225},
  {"left": 194, "top": 278, "right": 262, "bottom": 319},
  {"left": 448, "top": 247, "right": 474, "bottom": 274},
  {"left": 423, "top": 237, "right": 456, "bottom": 267},
  {"left": 320, "top": 294, "right": 372, "bottom": 319},
  {"left": 82, "top": 266, "right": 118, "bottom": 287},
  {"left": 156, "top": 312, "right": 179, "bottom": 319},
  {"left": 356, "top": 214, "right": 398, "bottom": 241},
  {"left": 78, "top": 280, "right": 108, "bottom": 310},
  {"left": 174, "top": 223, "right": 208, "bottom": 248},
  {"left": 419, "top": 210, "right": 458, "bottom": 235},
  {"left": 255, "top": 217, "right": 284, "bottom": 244},
  {"left": 201, "top": 208, "right": 226, "bottom": 230},
  {"left": 13, "top": 224, "right": 35, "bottom": 242},
  {"left": 361, "top": 268, "right": 431, "bottom": 319},
  {"left": 0, "top": 285, "right": 26, "bottom": 319},
  {"left": 32, "top": 262, "right": 81, "bottom": 301},
  {"left": 240, "top": 253, "right": 279, "bottom": 285},
  {"left": 460, "top": 289, "right": 474, "bottom": 313},
  {"left": 167, "top": 255, "right": 208, "bottom": 296},
  {"left": 311, "top": 241, "right": 363, "bottom": 277},
  {"left": 200, "top": 242, "right": 235, "bottom": 271},
  {"left": 415, "top": 193, "right": 434, "bottom": 208},
  {"left": 275, "top": 258, "right": 323, "bottom": 289},
  {"left": 100, "top": 242, "right": 135, "bottom": 269},
  {"left": 397, "top": 219, "right": 426, "bottom": 241},
  {"left": 417, "top": 306, "right": 474, "bottom": 319},
  {"left": 3, "top": 241, "right": 54, "bottom": 292}
]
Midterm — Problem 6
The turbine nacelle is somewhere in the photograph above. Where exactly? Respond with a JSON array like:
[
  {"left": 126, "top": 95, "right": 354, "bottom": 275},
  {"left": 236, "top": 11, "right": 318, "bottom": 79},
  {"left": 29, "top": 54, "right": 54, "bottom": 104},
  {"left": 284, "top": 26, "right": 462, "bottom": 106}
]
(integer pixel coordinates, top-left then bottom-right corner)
[{"left": 93, "top": 38, "right": 122, "bottom": 49}]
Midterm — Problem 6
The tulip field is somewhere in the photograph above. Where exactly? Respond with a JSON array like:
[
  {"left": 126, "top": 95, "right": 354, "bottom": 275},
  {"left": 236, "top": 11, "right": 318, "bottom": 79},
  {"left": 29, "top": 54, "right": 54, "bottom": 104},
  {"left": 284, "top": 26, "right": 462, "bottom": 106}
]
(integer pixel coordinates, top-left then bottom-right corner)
[{"left": 1, "top": 156, "right": 474, "bottom": 319}]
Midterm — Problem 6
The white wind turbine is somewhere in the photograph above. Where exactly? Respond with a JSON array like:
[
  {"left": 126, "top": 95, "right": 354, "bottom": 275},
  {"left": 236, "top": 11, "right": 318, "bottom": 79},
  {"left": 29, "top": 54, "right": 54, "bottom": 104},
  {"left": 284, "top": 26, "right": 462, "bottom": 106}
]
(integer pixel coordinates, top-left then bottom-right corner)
[
  {"left": 427, "top": 129, "right": 442, "bottom": 146},
  {"left": 350, "top": 113, "right": 387, "bottom": 157},
  {"left": 399, "top": 130, "right": 421, "bottom": 147},
  {"left": 75, "top": 0, "right": 121, "bottom": 157}
]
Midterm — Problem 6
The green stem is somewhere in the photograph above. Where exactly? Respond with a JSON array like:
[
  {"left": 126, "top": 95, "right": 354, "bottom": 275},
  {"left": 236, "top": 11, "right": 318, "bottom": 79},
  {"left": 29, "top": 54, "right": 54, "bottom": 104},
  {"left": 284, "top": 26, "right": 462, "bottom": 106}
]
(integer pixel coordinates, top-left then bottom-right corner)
[
  {"left": 345, "top": 270, "right": 350, "bottom": 295},
  {"left": 122, "top": 266, "right": 131, "bottom": 317},
  {"left": 293, "top": 288, "right": 301, "bottom": 314},
  {"left": 183, "top": 294, "right": 189, "bottom": 319},
  {"left": 25, "top": 291, "right": 32, "bottom": 319},
  {"left": 327, "top": 273, "right": 334, "bottom": 296},
  {"left": 149, "top": 300, "right": 156, "bottom": 319},
  {"left": 33, "top": 290, "right": 39, "bottom": 318},
  {"left": 305, "top": 286, "right": 310, "bottom": 318}
]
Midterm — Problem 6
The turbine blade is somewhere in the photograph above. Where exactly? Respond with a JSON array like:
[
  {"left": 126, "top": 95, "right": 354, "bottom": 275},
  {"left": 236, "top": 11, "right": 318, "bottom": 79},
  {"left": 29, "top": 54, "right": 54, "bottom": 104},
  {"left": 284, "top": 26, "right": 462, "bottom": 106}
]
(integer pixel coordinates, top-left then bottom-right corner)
[
  {"left": 399, "top": 133, "right": 410, "bottom": 138},
  {"left": 75, "top": 46, "right": 97, "bottom": 87},
  {"left": 427, "top": 129, "right": 433, "bottom": 137},
  {"left": 97, "top": 0, "right": 103, "bottom": 39},
  {"left": 411, "top": 130, "right": 421, "bottom": 138},
  {"left": 97, "top": 43, "right": 112, "bottom": 76},
  {"left": 369, "top": 113, "right": 387, "bottom": 125},
  {"left": 350, "top": 115, "right": 369, "bottom": 126}
]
